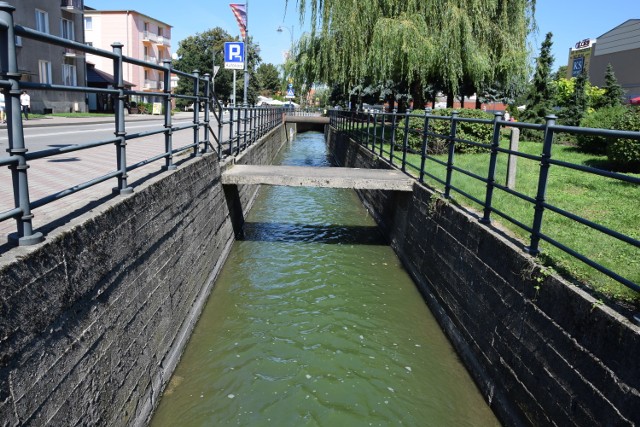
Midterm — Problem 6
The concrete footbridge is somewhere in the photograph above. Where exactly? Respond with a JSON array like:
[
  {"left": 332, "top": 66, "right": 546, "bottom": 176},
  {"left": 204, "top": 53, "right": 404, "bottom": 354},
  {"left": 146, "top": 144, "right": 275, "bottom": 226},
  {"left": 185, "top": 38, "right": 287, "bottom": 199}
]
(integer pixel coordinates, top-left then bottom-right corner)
[{"left": 221, "top": 165, "right": 415, "bottom": 191}]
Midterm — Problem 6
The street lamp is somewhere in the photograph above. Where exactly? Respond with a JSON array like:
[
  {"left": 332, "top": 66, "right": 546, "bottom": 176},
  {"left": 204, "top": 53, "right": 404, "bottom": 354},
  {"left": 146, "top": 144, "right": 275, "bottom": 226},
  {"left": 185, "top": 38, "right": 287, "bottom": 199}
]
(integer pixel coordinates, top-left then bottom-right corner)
[{"left": 277, "top": 25, "right": 294, "bottom": 58}]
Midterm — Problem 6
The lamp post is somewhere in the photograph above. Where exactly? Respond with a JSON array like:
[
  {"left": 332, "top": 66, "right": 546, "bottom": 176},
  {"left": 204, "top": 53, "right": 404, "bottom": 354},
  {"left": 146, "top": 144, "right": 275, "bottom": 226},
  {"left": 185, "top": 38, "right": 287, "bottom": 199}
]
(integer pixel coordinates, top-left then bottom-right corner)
[{"left": 277, "top": 25, "right": 294, "bottom": 58}]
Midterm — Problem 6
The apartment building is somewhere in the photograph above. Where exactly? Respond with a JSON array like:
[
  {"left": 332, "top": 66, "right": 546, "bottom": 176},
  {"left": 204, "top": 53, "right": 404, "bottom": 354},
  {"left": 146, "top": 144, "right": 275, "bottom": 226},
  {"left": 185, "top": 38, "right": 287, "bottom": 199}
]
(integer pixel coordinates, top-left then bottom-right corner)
[
  {"left": 6, "top": 0, "right": 87, "bottom": 113},
  {"left": 83, "top": 7, "right": 172, "bottom": 105}
]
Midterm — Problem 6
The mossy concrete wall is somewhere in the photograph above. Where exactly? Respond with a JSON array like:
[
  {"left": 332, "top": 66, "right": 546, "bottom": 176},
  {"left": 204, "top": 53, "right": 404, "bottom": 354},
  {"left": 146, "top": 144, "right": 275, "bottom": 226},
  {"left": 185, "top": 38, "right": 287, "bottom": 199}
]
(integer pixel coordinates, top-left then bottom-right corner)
[
  {"left": 327, "top": 127, "right": 640, "bottom": 426},
  {"left": 0, "top": 125, "right": 287, "bottom": 426}
]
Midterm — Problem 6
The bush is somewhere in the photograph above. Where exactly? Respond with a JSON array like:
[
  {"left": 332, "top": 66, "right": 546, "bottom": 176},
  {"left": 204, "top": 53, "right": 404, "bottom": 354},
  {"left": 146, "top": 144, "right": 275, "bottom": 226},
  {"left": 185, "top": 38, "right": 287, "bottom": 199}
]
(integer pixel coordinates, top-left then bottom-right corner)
[
  {"left": 606, "top": 107, "right": 640, "bottom": 171},
  {"left": 576, "top": 105, "right": 627, "bottom": 154},
  {"left": 398, "top": 108, "right": 495, "bottom": 155}
]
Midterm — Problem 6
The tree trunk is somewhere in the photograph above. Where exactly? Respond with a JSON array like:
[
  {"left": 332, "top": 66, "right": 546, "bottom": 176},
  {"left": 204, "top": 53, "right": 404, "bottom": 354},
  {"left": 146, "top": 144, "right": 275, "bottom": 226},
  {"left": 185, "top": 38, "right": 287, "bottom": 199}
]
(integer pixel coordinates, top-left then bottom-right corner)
[{"left": 446, "top": 92, "right": 454, "bottom": 108}]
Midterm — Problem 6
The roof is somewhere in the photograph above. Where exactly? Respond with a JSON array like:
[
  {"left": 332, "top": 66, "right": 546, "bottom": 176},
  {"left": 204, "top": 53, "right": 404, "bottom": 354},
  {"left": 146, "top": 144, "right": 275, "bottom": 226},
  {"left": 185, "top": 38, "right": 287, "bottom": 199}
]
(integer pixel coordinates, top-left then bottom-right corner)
[{"left": 87, "top": 65, "right": 135, "bottom": 88}]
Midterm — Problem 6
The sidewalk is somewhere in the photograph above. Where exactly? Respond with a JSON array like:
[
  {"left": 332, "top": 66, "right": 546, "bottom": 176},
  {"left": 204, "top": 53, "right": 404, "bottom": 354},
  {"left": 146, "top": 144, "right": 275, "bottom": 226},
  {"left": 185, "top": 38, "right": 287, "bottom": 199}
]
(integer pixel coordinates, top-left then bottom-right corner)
[{"left": 0, "top": 112, "right": 203, "bottom": 252}]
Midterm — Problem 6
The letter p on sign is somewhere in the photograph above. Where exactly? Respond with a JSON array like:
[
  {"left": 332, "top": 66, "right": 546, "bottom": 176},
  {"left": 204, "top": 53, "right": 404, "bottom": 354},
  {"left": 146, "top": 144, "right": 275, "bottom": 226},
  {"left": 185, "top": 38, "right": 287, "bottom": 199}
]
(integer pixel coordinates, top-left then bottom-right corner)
[{"left": 224, "top": 42, "right": 245, "bottom": 70}]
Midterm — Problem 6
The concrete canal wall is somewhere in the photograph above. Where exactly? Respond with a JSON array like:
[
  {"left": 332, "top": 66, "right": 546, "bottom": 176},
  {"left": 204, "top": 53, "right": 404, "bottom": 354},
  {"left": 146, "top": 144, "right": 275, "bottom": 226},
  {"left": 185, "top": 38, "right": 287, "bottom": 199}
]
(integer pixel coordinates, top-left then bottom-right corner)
[
  {"left": 327, "top": 128, "right": 640, "bottom": 426},
  {"left": 0, "top": 125, "right": 288, "bottom": 426}
]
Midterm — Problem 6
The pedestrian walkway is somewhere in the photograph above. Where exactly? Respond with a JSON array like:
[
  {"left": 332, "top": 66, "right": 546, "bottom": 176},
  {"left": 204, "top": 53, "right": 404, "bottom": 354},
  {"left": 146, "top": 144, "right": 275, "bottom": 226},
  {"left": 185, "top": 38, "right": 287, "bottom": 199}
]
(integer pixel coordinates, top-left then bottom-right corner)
[{"left": 0, "top": 112, "right": 201, "bottom": 249}]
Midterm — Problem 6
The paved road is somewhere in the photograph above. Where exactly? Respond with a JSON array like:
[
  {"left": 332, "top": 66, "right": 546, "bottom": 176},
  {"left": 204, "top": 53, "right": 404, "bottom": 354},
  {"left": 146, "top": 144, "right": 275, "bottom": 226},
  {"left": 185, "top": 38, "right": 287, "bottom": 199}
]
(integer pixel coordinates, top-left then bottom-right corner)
[{"left": 0, "top": 112, "right": 222, "bottom": 248}]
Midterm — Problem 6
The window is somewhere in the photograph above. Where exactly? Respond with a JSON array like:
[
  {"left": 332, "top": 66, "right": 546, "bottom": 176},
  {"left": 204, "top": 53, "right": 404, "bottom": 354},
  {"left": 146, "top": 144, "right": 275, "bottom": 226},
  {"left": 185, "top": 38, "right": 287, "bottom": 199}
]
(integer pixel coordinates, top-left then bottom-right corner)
[
  {"left": 144, "top": 22, "right": 149, "bottom": 32},
  {"left": 62, "top": 63, "right": 77, "bottom": 86},
  {"left": 39, "top": 60, "right": 52, "bottom": 84},
  {"left": 84, "top": 17, "right": 92, "bottom": 30},
  {"left": 61, "top": 18, "right": 75, "bottom": 40},
  {"left": 158, "top": 27, "right": 163, "bottom": 37},
  {"left": 35, "top": 9, "right": 49, "bottom": 33}
]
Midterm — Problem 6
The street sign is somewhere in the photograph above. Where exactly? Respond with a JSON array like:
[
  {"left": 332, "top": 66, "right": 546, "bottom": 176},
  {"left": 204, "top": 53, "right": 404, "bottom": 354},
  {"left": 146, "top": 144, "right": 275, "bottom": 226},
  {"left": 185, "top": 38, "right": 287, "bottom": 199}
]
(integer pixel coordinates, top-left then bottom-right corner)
[
  {"left": 285, "top": 87, "right": 295, "bottom": 99},
  {"left": 224, "top": 42, "right": 244, "bottom": 70}
]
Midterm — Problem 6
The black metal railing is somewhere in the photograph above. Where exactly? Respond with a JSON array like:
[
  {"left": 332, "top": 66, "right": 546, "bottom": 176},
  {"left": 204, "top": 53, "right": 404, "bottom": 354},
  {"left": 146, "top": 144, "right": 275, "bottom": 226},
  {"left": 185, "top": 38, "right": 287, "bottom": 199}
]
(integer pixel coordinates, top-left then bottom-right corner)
[
  {"left": 329, "top": 108, "right": 640, "bottom": 294},
  {"left": 0, "top": 5, "right": 284, "bottom": 246}
]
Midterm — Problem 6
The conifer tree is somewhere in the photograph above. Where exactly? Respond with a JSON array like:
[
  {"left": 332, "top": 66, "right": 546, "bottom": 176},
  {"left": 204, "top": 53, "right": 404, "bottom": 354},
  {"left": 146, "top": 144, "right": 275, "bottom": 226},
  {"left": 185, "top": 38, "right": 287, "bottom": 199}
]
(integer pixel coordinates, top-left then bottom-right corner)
[
  {"left": 601, "top": 63, "right": 624, "bottom": 108},
  {"left": 562, "top": 67, "right": 588, "bottom": 127},
  {"left": 520, "top": 32, "right": 554, "bottom": 124}
]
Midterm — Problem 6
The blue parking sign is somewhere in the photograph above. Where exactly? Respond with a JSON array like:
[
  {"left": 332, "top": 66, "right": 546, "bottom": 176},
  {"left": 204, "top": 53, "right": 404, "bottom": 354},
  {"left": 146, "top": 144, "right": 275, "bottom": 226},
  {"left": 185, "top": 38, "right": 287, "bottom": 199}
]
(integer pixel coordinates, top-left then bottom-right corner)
[{"left": 224, "top": 42, "right": 244, "bottom": 70}]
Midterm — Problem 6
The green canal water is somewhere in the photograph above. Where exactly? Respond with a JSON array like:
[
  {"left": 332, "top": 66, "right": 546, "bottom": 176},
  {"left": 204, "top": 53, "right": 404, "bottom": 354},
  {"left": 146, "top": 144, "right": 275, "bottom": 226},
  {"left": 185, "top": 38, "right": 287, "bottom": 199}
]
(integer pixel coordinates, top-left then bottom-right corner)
[{"left": 150, "top": 131, "right": 500, "bottom": 426}]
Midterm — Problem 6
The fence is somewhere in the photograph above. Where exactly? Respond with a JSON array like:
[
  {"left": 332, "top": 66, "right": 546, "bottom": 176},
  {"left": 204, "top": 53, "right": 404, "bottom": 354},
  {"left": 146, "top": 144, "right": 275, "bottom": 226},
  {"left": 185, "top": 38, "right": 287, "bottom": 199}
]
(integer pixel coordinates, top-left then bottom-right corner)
[
  {"left": 329, "top": 109, "right": 640, "bottom": 295},
  {"left": 0, "top": 5, "right": 283, "bottom": 246}
]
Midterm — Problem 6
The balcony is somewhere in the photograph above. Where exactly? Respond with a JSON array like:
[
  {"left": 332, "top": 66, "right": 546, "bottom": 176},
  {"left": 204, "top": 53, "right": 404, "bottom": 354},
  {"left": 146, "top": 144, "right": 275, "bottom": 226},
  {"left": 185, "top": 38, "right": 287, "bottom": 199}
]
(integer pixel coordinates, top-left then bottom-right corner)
[
  {"left": 156, "top": 36, "right": 171, "bottom": 48},
  {"left": 143, "top": 31, "right": 158, "bottom": 43},
  {"left": 64, "top": 47, "right": 84, "bottom": 58},
  {"left": 144, "top": 55, "right": 158, "bottom": 64},
  {"left": 143, "top": 80, "right": 164, "bottom": 90},
  {"left": 61, "top": 0, "right": 83, "bottom": 14}
]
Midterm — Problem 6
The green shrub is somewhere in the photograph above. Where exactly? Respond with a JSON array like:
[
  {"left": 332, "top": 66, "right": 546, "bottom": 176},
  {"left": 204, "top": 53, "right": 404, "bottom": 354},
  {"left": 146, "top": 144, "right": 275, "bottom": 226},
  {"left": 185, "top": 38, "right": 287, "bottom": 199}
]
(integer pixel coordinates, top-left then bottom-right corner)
[
  {"left": 606, "top": 107, "right": 640, "bottom": 171},
  {"left": 397, "top": 108, "right": 495, "bottom": 154},
  {"left": 576, "top": 105, "right": 627, "bottom": 154}
]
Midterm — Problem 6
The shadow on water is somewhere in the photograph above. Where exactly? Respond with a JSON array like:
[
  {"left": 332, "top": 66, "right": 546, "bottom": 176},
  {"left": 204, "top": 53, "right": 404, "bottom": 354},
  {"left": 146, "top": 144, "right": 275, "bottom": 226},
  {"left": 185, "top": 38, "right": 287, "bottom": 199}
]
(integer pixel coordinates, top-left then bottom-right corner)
[{"left": 239, "top": 221, "right": 387, "bottom": 245}]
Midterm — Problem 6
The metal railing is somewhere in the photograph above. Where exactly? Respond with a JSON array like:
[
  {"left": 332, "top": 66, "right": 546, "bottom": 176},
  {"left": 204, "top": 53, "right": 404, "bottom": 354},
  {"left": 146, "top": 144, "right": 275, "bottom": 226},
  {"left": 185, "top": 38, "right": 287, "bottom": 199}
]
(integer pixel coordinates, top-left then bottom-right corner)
[
  {"left": 329, "top": 109, "right": 640, "bottom": 294},
  {"left": 0, "top": 5, "right": 284, "bottom": 246}
]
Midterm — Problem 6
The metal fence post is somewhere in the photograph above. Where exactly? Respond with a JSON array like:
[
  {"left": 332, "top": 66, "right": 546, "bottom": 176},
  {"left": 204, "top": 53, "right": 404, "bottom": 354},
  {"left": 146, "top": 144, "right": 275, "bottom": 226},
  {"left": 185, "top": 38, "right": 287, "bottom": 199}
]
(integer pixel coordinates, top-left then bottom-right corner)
[
  {"left": 480, "top": 112, "right": 503, "bottom": 224},
  {"left": 444, "top": 110, "right": 459, "bottom": 199},
  {"left": 389, "top": 109, "right": 398, "bottom": 166},
  {"left": 2, "top": 4, "right": 43, "bottom": 245},
  {"left": 526, "top": 115, "right": 557, "bottom": 255},
  {"left": 217, "top": 103, "right": 224, "bottom": 160},
  {"left": 112, "top": 42, "right": 132, "bottom": 195},
  {"left": 419, "top": 108, "right": 431, "bottom": 183},
  {"left": 202, "top": 73, "right": 211, "bottom": 154},
  {"left": 192, "top": 70, "right": 201, "bottom": 157},
  {"left": 401, "top": 109, "right": 411, "bottom": 172},
  {"left": 162, "top": 59, "right": 176, "bottom": 170}
]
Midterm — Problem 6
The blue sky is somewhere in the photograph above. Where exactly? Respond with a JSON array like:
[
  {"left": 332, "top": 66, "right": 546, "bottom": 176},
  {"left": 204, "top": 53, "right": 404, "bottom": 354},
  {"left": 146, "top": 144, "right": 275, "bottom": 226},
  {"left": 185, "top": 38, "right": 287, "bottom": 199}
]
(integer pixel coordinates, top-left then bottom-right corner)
[{"left": 87, "top": 0, "right": 636, "bottom": 71}]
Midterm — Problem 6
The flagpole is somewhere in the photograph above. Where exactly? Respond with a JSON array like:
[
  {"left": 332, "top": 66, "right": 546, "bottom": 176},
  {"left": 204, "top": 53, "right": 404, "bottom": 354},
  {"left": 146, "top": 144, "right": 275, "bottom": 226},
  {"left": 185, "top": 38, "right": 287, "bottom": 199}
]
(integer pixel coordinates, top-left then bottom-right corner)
[{"left": 243, "top": 0, "right": 249, "bottom": 106}]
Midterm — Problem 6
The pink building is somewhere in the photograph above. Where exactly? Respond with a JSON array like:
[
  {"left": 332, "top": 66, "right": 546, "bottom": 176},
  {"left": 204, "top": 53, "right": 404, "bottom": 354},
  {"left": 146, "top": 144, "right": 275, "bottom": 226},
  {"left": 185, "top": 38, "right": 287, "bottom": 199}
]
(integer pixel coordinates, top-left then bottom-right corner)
[{"left": 84, "top": 7, "right": 172, "bottom": 105}]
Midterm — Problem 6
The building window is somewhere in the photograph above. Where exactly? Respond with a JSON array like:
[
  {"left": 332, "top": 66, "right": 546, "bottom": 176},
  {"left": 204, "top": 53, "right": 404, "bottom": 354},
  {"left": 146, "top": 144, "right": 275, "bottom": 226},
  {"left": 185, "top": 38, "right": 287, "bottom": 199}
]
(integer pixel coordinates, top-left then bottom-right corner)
[
  {"left": 84, "top": 17, "right": 92, "bottom": 30},
  {"left": 35, "top": 9, "right": 49, "bottom": 33},
  {"left": 144, "top": 22, "right": 149, "bottom": 32},
  {"left": 39, "top": 60, "right": 52, "bottom": 84},
  {"left": 158, "top": 27, "right": 163, "bottom": 37},
  {"left": 62, "top": 63, "right": 77, "bottom": 86},
  {"left": 61, "top": 18, "right": 75, "bottom": 40}
]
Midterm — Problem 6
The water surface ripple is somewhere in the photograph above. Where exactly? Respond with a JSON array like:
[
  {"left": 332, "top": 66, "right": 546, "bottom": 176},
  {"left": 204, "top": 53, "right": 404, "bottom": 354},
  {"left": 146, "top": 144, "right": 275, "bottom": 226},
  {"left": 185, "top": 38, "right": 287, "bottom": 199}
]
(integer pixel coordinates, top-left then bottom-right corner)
[{"left": 150, "top": 131, "right": 500, "bottom": 426}]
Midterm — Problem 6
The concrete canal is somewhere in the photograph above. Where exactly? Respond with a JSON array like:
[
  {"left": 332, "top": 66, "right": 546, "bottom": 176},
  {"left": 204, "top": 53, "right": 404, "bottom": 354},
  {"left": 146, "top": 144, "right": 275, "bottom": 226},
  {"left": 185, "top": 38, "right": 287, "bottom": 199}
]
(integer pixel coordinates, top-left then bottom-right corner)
[{"left": 150, "top": 131, "right": 500, "bottom": 426}]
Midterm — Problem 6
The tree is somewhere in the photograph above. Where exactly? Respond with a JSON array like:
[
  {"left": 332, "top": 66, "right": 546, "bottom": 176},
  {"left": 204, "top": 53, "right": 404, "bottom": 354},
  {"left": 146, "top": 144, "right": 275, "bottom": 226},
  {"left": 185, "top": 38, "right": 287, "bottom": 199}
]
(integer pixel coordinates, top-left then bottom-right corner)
[
  {"left": 561, "top": 68, "right": 588, "bottom": 127},
  {"left": 256, "top": 63, "right": 281, "bottom": 96},
  {"left": 520, "top": 32, "right": 554, "bottom": 125},
  {"left": 173, "top": 28, "right": 262, "bottom": 107},
  {"left": 601, "top": 63, "right": 624, "bottom": 108},
  {"left": 290, "top": 0, "right": 535, "bottom": 109}
]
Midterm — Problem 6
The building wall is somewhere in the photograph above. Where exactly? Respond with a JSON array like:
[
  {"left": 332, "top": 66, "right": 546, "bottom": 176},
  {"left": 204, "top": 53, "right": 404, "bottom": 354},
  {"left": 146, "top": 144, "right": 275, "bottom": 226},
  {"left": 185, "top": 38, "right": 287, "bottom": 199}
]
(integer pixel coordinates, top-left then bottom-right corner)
[
  {"left": 0, "top": 125, "right": 287, "bottom": 426},
  {"left": 6, "top": 0, "right": 87, "bottom": 113},
  {"left": 84, "top": 10, "right": 171, "bottom": 99},
  {"left": 327, "top": 128, "right": 640, "bottom": 426}
]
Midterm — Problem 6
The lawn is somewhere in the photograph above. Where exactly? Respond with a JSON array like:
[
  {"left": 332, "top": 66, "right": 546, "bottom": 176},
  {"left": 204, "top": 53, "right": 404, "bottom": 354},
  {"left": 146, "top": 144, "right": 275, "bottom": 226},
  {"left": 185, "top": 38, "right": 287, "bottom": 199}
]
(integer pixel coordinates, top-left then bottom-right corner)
[{"left": 369, "top": 134, "right": 639, "bottom": 305}]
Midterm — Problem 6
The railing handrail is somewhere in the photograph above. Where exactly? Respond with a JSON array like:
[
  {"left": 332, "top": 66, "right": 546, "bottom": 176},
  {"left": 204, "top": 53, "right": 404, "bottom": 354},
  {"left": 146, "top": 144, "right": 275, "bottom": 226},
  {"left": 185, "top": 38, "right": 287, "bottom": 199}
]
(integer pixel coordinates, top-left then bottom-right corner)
[
  {"left": 0, "top": 12, "right": 284, "bottom": 247},
  {"left": 329, "top": 108, "right": 640, "bottom": 295}
]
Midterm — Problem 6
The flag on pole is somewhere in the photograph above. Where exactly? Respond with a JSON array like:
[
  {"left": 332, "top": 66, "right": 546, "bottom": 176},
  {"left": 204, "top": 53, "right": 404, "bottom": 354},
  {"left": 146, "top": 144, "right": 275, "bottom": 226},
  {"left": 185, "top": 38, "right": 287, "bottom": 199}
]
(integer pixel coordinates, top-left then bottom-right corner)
[{"left": 229, "top": 4, "right": 247, "bottom": 40}]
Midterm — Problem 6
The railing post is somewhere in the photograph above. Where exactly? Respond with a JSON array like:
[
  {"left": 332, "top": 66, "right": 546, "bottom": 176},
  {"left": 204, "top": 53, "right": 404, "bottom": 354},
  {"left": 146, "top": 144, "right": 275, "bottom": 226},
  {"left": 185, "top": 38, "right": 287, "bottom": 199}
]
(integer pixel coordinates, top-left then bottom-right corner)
[
  {"left": 389, "top": 109, "right": 398, "bottom": 165},
  {"left": 401, "top": 109, "right": 411, "bottom": 172},
  {"left": 228, "top": 107, "right": 235, "bottom": 155},
  {"left": 480, "top": 112, "right": 504, "bottom": 224},
  {"left": 365, "top": 111, "right": 372, "bottom": 150},
  {"left": 379, "top": 113, "right": 385, "bottom": 157},
  {"left": 162, "top": 59, "right": 176, "bottom": 170},
  {"left": 372, "top": 112, "right": 378, "bottom": 153},
  {"left": 242, "top": 105, "right": 248, "bottom": 149},
  {"left": 526, "top": 115, "right": 557, "bottom": 255},
  {"left": 444, "top": 110, "right": 459, "bottom": 199},
  {"left": 192, "top": 70, "right": 201, "bottom": 157},
  {"left": 218, "top": 103, "right": 224, "bottom": 160},
  {"left": 2, "top": 3, "right": 43, "bottom": 245},
  {"left": 112, "top": 42, "right": 132, "bottom": 195},
  {"left": 202, "top": 73, "right": 211, "bottom": 154},
  {"left": 419, "top": 108, "right": 431, "bottom": 183}
]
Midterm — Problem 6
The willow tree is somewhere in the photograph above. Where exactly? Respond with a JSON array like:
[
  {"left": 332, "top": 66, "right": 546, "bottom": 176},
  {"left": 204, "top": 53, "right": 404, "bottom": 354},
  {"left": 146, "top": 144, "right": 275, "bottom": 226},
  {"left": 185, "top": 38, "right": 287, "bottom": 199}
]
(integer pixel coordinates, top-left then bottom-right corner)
[{"left": 290, "top": 0, "right": 535, "bottom": 109}]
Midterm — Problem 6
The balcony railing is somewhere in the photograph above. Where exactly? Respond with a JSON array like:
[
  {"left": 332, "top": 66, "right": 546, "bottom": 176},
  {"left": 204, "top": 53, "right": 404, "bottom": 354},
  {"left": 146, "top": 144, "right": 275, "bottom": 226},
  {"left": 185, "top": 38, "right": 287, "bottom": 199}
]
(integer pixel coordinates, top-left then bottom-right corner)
[
  {"left": 64, "top": 47, "right": 84, "bottom": 57},
  {"left": 61, "top": 0, "right": 83, "bottom": 13},
  {"left": 143, "top": 31, "right": 157, "bottom": 43},
  {"left": 143, "top": 79, "right": 163, "bottom": 90},
  {"left": 157, "top": 36, "right": 171, "bottom": 47},
  {"left": 144, "top": 55, "right": 158, "bottom": 64}
]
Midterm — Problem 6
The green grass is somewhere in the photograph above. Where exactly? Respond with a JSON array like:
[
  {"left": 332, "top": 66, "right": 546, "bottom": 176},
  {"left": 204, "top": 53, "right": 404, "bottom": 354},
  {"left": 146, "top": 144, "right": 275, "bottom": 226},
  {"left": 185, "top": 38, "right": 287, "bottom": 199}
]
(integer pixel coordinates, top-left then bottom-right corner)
[
  {"left": 365, "top": 134, "right": 640, "bottom": 306},
  {"left": 47, "top": 112, "right": 114, "bottom": 118}
]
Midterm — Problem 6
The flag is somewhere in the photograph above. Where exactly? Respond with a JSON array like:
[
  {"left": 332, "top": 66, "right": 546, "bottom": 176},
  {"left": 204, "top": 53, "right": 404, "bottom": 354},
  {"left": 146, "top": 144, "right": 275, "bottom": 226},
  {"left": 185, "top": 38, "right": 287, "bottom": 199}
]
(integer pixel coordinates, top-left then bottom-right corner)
[{"left": 229, "top": 3, "right": 247, "bottom": 40}]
